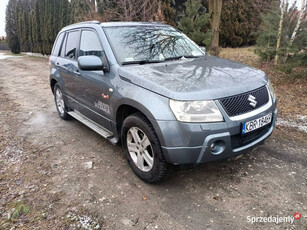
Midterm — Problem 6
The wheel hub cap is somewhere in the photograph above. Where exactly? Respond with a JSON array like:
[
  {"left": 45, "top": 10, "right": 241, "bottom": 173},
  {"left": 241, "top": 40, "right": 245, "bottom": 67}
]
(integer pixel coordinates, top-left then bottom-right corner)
[{"left": 127, "top": 127, "right": 154, "bottom": 172}]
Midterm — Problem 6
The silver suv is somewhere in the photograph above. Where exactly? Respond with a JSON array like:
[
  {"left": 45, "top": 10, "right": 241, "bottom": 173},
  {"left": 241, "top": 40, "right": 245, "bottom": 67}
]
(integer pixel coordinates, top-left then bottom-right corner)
[{"left": 49, "top": 21, "right": 277, "bottom": 183}]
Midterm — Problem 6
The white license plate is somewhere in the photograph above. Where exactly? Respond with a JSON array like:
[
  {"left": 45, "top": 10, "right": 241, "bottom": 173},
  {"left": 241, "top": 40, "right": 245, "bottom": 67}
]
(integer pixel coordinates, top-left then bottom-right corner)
[{"left": 242, "top": 113, "right": 272, "bottom": 134}]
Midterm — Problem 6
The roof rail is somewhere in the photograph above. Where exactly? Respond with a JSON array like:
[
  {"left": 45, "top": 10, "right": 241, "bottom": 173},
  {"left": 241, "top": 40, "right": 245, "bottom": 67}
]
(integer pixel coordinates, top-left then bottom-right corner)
[
  {"left": 73, "top": 20, "right": 100, "bottom": 25},
  {"left": 62, "top": 20, "right": 100, "bottom": 30}
]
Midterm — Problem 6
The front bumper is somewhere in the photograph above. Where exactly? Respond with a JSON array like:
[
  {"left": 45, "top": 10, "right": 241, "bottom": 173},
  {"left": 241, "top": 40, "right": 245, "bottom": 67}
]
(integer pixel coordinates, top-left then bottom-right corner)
[{"left": 158, "top": 106, "right": 277, "bottom": 165}]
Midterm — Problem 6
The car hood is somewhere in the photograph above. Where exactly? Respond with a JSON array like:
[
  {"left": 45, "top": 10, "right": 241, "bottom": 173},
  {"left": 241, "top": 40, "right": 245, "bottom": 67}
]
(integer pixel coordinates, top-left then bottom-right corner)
[{"left": 118, "top": 55, "right": 268, "bottom": 100}]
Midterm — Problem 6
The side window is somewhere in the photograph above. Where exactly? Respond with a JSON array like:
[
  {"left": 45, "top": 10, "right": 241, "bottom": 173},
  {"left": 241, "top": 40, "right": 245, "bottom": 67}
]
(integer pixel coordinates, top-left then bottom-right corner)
[
  {"left": 65, "top": 31, "right": 79, "bottom": 59},
  {"left": 60, "top": 33, "right": 67, "bottom": 57},
  {"left": 79, "top": 30, "right": 104, "bottom": 59},
  {"left": 52, "top": 32, "right": 64, "bottom": 56}
]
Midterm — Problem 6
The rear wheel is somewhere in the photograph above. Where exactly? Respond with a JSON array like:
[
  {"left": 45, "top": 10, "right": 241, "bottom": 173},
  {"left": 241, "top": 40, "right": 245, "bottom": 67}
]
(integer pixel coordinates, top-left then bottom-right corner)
[
  {"left": 54, "top": 84, "right": 70, "bottom": 120},
  {"left": 121, "top": 113, "right": 168, "bottom": 183}
]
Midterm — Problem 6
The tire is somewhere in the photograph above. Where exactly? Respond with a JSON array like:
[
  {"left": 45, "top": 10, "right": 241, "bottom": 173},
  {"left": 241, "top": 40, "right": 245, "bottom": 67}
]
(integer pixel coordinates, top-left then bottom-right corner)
[
  {"left": 121, "top": 113, "right": 169, "bottom": 183},
  {"left": 54, "top": 83, "right": 70, "bottom": 120}
]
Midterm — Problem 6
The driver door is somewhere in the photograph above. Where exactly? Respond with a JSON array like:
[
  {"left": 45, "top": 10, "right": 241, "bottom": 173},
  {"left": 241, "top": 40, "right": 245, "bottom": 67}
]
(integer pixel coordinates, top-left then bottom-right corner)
[{"left": 74, "top": 29, "right": 112, "bottom": 131}]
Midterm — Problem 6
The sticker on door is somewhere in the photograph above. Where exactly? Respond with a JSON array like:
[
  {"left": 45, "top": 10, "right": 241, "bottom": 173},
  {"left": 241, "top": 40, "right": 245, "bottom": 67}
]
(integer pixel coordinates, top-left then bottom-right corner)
[{"left": 94, "top": 101, "right": 110, "bottom": 114}]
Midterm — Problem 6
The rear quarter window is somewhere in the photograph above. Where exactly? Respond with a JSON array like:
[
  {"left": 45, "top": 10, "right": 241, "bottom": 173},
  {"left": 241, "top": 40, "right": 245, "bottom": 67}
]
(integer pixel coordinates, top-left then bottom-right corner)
[
  {"left": 52, "top": 32, "right": 65, "bottom": 56},
  {"left": 60, "top": 33, "right": 67, "bottom": 57},
  {"left": 64, "top": 31, "right": 80, "bottom": 60}
]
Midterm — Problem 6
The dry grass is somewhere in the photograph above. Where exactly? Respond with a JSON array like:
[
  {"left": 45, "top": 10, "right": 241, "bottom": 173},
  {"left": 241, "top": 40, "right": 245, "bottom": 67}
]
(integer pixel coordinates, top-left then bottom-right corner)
[{"left": 220, "top": 47, "right": 260, "bottom": 67}]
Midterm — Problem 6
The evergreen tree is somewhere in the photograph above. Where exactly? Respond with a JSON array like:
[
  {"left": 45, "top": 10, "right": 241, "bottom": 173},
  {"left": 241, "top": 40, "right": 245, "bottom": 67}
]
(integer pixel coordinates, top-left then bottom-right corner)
[
  {"left": 17, "top": 11, "right": 30, "bottom": 51},
  {"left": 218, "top": 0, "right": 273, "bottom": 48},
  {"left": 178, "top": 0, "right": 211, "bottom": 47},
  {"left": 11, "top": 0, "right": 36, "bottom": 52},
  {"left": 32, "top": 2, "right": 42, "bottom": 53},
  {"left": 172, "top": 0, "right": 186, "bottom": 23},
  {"left": 255, "top": 1, "right": 284, "bottom": 61},
  {"left": 33, "top": 0, "right": 71, "bottom": 54},
  {"left": 162, "top": 0, "right": 176, "bottom": 26},
  {"left": 5, "top": 0, "right": 20, "bottom": 53},
  {"left": 70, "top": 0, "right": 92, "bottom": 22}
]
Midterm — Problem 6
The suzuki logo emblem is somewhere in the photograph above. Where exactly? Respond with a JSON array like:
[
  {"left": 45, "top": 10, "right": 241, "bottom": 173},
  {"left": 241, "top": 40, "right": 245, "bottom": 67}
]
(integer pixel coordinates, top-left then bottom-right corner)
[{"left": 248, "top": 95, "right": 257, "bottom": 107}]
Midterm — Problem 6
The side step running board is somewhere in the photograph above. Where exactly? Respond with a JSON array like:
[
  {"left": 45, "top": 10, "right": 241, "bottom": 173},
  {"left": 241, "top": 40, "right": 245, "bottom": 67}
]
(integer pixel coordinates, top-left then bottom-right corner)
[{"left": 68, "top": 110, "right": 118, "bottom": 144}]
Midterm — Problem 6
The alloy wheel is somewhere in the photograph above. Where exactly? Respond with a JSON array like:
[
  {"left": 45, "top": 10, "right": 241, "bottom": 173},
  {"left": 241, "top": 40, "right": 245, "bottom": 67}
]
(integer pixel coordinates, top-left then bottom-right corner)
[
  {"left": 126, "top": 127, "right": 154, "bottom": 172},
  {"left": 55, "top": 88, "right": 65, "bottom": 115}
]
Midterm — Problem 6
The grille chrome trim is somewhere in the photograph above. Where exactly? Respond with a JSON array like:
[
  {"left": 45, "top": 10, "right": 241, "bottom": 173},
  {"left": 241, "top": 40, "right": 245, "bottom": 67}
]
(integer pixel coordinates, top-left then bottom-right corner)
[{"left": 216, "top": 86, "right": 273, "bottom": 121}]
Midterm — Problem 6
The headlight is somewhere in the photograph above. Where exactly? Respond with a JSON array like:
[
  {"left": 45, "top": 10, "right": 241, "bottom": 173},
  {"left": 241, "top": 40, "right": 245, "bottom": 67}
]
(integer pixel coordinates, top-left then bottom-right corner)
[
  {"left": 169, "top": 99, "right": 223, "bottom": 122},
  {"left": 267, "top": 79, "right": 275, "bottom": 99}
]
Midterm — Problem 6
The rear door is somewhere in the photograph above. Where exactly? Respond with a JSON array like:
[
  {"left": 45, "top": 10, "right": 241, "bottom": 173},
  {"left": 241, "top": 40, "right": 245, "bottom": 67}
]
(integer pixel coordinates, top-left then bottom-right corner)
[
  {"left": 56, "top": 30, "right": 80, "bottom": 107},
  {"left": 50, "top": 31, "right": 65, "bottom": 84},
  {"left": 73, "top": 29, "right": 112, "bottom": 131}
]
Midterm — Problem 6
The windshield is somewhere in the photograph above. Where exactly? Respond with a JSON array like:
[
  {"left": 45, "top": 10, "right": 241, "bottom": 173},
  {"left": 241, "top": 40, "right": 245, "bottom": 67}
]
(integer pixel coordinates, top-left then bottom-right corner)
[{"left": 103, "top": 26, "right": 205, "bottom": 65}]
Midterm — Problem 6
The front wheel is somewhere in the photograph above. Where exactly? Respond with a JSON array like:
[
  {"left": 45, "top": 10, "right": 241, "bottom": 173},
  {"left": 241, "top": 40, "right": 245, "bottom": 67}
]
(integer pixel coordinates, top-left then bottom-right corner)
[{"left": 121, "top": 113, "right": 169, "bottom": 183}]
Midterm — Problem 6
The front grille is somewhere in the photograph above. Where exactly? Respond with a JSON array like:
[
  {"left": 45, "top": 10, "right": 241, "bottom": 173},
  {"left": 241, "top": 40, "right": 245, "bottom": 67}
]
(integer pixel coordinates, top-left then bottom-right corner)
[
  {"left": 231, "top": 124, "right": 271, "bottom": 149},
  {"left": 219, "top": 86, "right": 269, "bottom": 117}
]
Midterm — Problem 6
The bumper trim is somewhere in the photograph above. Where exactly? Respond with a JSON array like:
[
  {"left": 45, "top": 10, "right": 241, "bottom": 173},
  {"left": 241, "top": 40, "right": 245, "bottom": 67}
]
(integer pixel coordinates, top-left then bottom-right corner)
[
  {"left": 197, "top": 132, "right": 230, "bottom": 163},
  {"left": 161, "top": 109, "right": 278, "bottom": 165}
]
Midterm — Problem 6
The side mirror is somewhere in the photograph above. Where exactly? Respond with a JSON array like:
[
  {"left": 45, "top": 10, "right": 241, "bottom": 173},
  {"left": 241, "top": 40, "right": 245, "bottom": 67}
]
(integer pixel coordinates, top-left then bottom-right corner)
[
  {"left": 200, "top": 46, "right": 206, "bottom": 53},
  {"left": 78, "top": 55, "right": 106, "bottom": 71}
]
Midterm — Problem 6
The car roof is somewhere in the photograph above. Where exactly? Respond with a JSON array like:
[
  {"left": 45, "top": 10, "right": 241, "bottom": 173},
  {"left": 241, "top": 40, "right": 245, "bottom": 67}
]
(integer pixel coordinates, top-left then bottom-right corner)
[{"left": 61, "top": 21, "right": 168, "bottom": 31}]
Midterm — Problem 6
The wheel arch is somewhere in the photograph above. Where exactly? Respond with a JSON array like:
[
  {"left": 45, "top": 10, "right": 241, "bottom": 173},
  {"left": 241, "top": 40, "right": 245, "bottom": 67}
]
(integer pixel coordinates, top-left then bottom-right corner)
[
  {"left": 114, "top": 101, "right": 166, "bottom": 147},
  {"left": 50, "top": 77, "right": 58, "bottom": 94}
]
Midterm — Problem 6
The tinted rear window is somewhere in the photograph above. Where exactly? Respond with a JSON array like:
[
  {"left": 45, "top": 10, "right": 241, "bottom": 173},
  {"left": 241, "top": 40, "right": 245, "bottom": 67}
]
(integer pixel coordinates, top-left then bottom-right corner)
[
  {"left": 64, "top": 31, "right": 80, "bottom": 59},
  {"left": 52, "top": 32, "right": 64, "bottom": 56}
]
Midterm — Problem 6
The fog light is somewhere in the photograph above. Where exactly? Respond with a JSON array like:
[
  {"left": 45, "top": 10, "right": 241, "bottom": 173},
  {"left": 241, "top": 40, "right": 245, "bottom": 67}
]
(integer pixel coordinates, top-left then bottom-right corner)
[
  {"left": 210, "top": 143, "right": 216, "bottom": 150},
  {"left": 210, "top": 140, "right": 226, "bottom": 155}
]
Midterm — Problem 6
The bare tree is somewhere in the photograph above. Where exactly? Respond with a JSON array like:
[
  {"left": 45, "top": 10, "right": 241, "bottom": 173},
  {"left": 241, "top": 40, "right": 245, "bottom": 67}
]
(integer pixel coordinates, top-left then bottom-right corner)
[
  {"left": 285, "top": 0, "right": 306, "bottom": 61},
  {"left": 97, "top": 0, "right": 164, "bottom": 22},
  {"left": 275, "top": 0, "right": 287, "bottom": 65},
  {"left": 208, "top": 0, "right": 223, "bottom": 56}
]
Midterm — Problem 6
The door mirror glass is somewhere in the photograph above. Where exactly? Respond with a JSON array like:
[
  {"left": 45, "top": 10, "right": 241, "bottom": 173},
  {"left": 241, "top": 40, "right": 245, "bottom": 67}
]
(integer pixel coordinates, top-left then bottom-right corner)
[{"left": 78, "top": 55, "right": 104, "bottom": 71}]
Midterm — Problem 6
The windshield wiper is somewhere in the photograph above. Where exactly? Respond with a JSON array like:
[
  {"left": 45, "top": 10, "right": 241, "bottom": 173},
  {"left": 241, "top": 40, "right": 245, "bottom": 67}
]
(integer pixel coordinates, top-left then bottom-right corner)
[
  {"left": 164, "top": 55, "right": 202, "bottom": 61},
  {"left": 122, "top": 55, "right": 203, "bottom": 65},
  {"left": 122, "top": 60, "right": 162, "bottom": 65},
  {"left": 184, "top": 55, "right": 202, "bottom": 58},
  {"left": 164, "top": 56, "right": 182, "bottom": 61}
]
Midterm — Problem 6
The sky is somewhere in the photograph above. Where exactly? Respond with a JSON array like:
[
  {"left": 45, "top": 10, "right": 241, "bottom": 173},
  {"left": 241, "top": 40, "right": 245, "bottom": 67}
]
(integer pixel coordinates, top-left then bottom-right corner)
[
  {"left": 0, "top": 0, "right": 304, "bottom": 37},
  {"left": 0, "top": 0, "right": 9, "bottom": 36}
]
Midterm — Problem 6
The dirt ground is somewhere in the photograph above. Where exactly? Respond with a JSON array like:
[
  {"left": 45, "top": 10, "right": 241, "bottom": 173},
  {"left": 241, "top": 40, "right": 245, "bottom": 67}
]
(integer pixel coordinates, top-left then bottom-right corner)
[{"left": 0, "top": 51, "right": 306, "bottom": 230}]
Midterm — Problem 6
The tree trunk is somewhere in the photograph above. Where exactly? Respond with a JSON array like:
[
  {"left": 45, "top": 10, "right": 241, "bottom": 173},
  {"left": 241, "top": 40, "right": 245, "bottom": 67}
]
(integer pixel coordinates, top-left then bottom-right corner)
[
  {"left": 275, "top": 0, "right": 287, "bottom": 65},
  {"left": 208, "top": 0, "right": 223, "bottom": 56},
  {"left": 95, "top": 0, "right": 98, "bottom": 13},
  {"left": 285, "top": 0, "right": 306, "bottom": 62}
]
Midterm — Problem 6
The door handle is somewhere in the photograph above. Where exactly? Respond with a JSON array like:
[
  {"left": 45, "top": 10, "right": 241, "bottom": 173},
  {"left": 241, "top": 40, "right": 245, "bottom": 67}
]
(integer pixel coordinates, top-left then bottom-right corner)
[{"left": 74, "top": 70, "right": 80, "bottom": 76}]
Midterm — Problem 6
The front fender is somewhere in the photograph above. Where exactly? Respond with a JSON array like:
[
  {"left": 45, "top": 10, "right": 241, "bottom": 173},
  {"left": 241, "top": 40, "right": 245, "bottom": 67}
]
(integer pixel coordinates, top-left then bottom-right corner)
[
  {"left": 111, "top": 79, "right": 176, "bottom": 146},
  {"left": 112, "top": 80, "right": 175, "bottom": 122}
]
